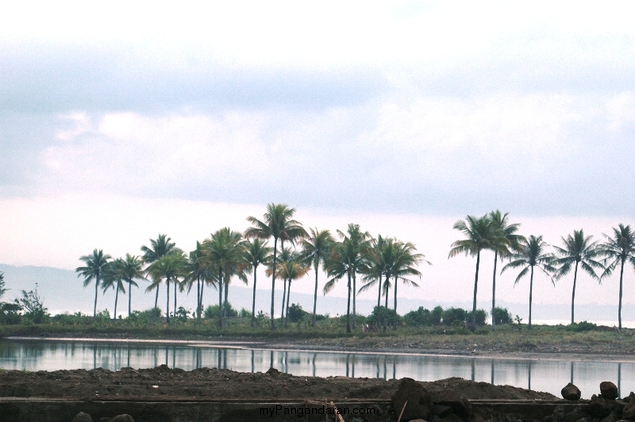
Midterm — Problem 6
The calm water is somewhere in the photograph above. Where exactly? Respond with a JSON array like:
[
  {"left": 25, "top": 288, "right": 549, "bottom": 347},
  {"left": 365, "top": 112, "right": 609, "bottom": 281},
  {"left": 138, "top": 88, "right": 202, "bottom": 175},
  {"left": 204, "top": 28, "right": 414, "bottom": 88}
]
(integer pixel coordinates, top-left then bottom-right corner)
[{"left": 0, "top": 338, "right": 632, "bottom": 399}]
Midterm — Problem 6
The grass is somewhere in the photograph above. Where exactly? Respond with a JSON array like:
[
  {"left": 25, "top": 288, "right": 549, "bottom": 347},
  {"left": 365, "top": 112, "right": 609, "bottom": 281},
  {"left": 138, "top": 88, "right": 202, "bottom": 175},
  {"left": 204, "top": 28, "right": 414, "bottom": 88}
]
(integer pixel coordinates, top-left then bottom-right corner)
[{"left": 1, "top": 315, "right": 634, "bottom": 356}]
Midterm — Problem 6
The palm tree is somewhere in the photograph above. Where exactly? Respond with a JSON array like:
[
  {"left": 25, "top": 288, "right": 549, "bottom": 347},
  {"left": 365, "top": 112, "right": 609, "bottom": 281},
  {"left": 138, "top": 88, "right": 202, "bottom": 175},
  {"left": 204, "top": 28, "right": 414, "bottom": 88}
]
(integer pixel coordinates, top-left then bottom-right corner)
[
  {"left": 300, "top": 228, "right": 334, "bottom": 327},
  {"left": 448, "top": 215, "right": 496, "bottom": 329},
  {"left": 102, "top": 258, "right": 127, "bottom": 319},
  {"left": 243, "top": 239, "right": 272, "bottom": 327},
  {"left": 245, "top": 203, "right": 306, "bottom": 330},
  {"left": 390, "top": 240, "right": 428, "bottom": 329},
  {"left": 553, "top": 229, "right": 605, "bottom": 325},
  {"left": 323, "top": 240, "right": 354, "bottom": 333},
  {"left": 202, "top": 227, "right": 246, "bottom": 329},
  {"left": 336, "top": 224, "right": 371, "bottom": 328},
  {"left": 119, "top": 254, "right": 143, "bottom": 317},
  {"left": 488, "top": 210, "right": 524, "bottom": 329},
  {"left": 501, "top": 235, "right": 555, "bottom": 329},
  {"left": 146, "top": 249, "right": 187, "bottom": 324},
  {"left": 141, "top": 234, "right": 176, "bottom": 312},
  {"left": 0, "top": 272, "right": 6, "bottom": 299},
  {"left": 599, "top": 224, "right": 635, "bottom": 329},
  {"left": 76, "top": 249, "right": 112, "bottom": 318},
  {"left": 186, "top": 242, "right": 212, "bottom": 320},
  {"left": 275, "top": 252, "right": 310, "bottom": 327},
  {"left": 358, "top": 235, "right": 389, "bottom": 328}
]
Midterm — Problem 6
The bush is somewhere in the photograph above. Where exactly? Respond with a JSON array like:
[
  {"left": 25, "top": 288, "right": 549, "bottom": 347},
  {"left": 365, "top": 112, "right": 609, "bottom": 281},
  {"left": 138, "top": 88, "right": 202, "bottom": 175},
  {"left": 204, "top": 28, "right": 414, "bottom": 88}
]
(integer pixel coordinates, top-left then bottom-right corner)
[
  {"left": 492, "top": 307, "right": 512, "bottom": 325},
  {"left": 287, "top": 303, "right": 307, "bottom": 323},
  {"left": 431, "top": 306, "right": 443, "bottom": 325},
  {"left": 566, "top": 321, "right": 597, "bottom": 332},
  {"left": 174, "top": 306, "right": 190, "bottom": 320},
  {"left": 473, "top": 309, "right": 488, "bottom": 326},
  {"left": 17, "top": 290, "right": 48, "bottom": 324},
  {"left": 239, "top": 309, "right": 252, "bottom": 319},
  {"left": 0, "top": 302, "right": 22, "bottom": 325},
  {"left": 404, "top": 307, "right": 432, "bottom": 327},
  {"left": 366, "top": 306, "right": 401, "bottom": 328},
  {"left": 204, "top": 302, "right": 238, "bottom": 319},
  {"left": 442, "top": 307, "right": 468, "bottom": 325}
]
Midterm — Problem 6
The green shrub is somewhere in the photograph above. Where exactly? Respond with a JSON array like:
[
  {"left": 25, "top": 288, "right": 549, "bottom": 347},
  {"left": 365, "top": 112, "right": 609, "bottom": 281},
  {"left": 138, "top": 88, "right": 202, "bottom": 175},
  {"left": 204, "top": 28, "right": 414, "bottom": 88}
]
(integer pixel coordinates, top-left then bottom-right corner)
[
  {"left": 431, "top": 306, "right": 443, "bottom": 325},
  {"left": 566, "top": 321, "right": 597, "bottom": 332},
  {"left": 287, "top": 303, "right": 307, "bottom": 323},
  {"left": 442, "top": 307, "right": 468, "bottom": 325},
  {"left": 204, "top": 302, "right": 237, "bottom": 319},
  {"left": 493, "top": 307, "right": 512, "bottom": 325},
  {"left": 0, "top": 302, "right": 22, "bottom": 325},
  {"left": 366, "top": 306, "right": 401, "bottom": 328},
  {"left": 404, "top": 307, "right": 431, "bottom": 327}
]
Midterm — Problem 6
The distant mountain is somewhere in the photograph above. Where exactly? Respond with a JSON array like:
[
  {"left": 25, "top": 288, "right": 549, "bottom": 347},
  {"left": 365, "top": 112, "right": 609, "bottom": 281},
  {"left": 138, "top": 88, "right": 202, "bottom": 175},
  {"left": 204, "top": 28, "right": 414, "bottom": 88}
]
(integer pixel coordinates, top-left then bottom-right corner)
[{"left": 0, "top": 264, "right": 631, "bottom": 326}]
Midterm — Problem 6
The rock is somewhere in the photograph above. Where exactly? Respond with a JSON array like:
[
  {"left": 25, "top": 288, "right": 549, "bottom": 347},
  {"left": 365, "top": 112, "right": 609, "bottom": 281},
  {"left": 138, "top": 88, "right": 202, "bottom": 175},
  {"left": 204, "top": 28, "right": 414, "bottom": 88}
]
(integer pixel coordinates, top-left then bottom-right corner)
[
  {"left": 111, "top": 415, "right": 135, "bottom": 422},
  {"left": 588, "top": 396, "right": 613, "bottom": 418},
  {"left": 552, "top": 405, "right": 566, "bottom": 422},
  {"left": 430, "top": 390, "right": 472, "bottom": 419},
  {"left": 601, "top": 382, "right": 619, "bottom": 400},
  {"left": 266, "top": 367, "right": 281, "bottom": 376},
  {"left": 72, "top": 413, "right": 93, "bottom": 422},
  {"left": 431, "top": 404, "right": 454, "bottom": 418},
  {"left": 391, "top": 378, "right": 432, "bottom": 421},
  {"left": 99, "top": 418, "right": 112, "bottom": 422},
  {"left": 599, "top": 411, "right": 617, "bottom": 422},
  {"left": 622, "top": 400, "right": 635, "bottom": 419},
  {"left": 562, "top": 383, "right": 582, "bottom": 401},
  {"left": 441, "top": 415, "right": 464, "bottom": 422}
]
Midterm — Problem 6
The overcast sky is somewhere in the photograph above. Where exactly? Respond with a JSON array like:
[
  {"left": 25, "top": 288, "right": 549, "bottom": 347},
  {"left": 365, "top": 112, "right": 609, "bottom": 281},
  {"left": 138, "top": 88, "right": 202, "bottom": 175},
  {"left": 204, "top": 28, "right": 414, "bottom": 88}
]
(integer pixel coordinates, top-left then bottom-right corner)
[{"left": 1, "top": 1, "right": 634, "bottom": 321}]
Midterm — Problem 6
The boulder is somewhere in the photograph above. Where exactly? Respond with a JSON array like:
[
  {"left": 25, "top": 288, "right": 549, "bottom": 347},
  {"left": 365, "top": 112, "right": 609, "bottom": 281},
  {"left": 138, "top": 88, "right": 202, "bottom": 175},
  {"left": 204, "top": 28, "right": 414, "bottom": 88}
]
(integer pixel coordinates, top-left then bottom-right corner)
[
  {"left": 601, "top": 382, "right": 619, "bottom": 400},
  {"left": 588, "top": 395, "right": 613, "bottom": 418},
  {"left": 391, "top": 378, "right": 433, "bottom": 421},
  {"left": 72, "top": 413, "right": 93, "bottom": 422},
  {"left": 562, "top": 383, "right": 582, "bottom": 401},
  {"left": 111, "top": 416, "right": 135, "bottom": 422},
  {"left": 622, "top": 400, "right": 635, "bottom": 419},
  {"left": 430, "top": 389, "right": 472, "bottom": 419}
]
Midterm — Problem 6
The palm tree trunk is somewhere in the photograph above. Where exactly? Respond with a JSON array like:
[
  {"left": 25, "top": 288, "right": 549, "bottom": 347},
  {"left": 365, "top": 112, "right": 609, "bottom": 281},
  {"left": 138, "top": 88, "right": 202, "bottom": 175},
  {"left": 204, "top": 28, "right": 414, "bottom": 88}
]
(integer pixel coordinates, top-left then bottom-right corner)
[
  {"left": 93, "top": 276, "right": 100, "bottom": 318},
  {"left": 166, "top": 276, "right": 171, "bottom": 324},
  {"left": 224, "top": 279, "right": 229, "bottom": 319},
  {"left": 285, "top": 280, "right": 292, "bottom": 327},
  {"left": 491, "top": 251, "right": 498, "bottom": 330},
  {"left": 128, "top": 280, "right": 132, "bottom": 318},
  {"left": 200, "top": 281, "right": 205, "bottom": 319},
  {"left": 280, "top": 278, "right": 287, "bottom": 320},
  {"left": 154, "top": 285, "right": 160, "bottom": 312},
  {"left": 312, "top": 263, "right": 318, "bottom": 327},
  {"left": 352, "top": 273, "right": 357, "bottom": 329},
  {"left": 196, "top": 276, "right": 201, "bottom": 319},
  {"left": 472, "top": 250, "right": 481, "bottom": 330},
  {"left": 346, "top": 272, "right": 352, "bottom": 334},
  {"left": 571, "top": 262, "right": 579, "bottom": 325},
  {"left": 174, "top": 280, "right": 178, "bottom": 318},
  {"left": 218, "top": 269, "right": 224, "bottom": 329},
  {"left": 619, "top": 258, "right": 625, "bottom": 329},
  {"left": 528, "top": 266, "right": 534, "bottom": 330},
  {"left": 251, "top": 265, "right": 258, "bottom": 327},
  {"left": 377, "top": 274, "right": 382, "bottom": 309},
  {"left": 113, "top": 286, "right": 119, "bottom": 320},
  {"left": 270, "top": 238, "right": 278, "bottom": 330},
  {"left": 393, "top": 275, "right": 398, "bottom": 330}
]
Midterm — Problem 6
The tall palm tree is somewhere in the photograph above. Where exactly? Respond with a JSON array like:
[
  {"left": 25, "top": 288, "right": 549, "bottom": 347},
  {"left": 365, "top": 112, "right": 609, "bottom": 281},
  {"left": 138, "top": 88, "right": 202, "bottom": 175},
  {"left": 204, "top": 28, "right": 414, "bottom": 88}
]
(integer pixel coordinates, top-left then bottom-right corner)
[
  {"left": 0, "top": 271, "right": 6, "bottom": 299},
  {"left": 599, "top": 224, "right": 635, "bottom": 329},
  {"left": 76, "top": 249, "right": 112, "bottom": 318},
  {"left": 336, "top": 224, "right": 371, "bottom": 328},
  {"left": 553, "top": 229, "right": 604, "bottom": 325},
  {"left": 300, "top": 228, "right": 334, "bottom": 327},
  {"left": 275, "top": 252, "right": 310, "bottom": 327},
  {"left": 245, "top": 203, "right": 306, "bottom": 330},
  {"left": 141, "top": 234, "right": 176, "bottom": 312},
  {"left": 488, "top": 210, "right": 525, "bottom": 329},
  {"left": 323, "top": 240, "right": 354, "bottom": 333},
  {"left": 119, "top": 254, "right": 143, "bottom": 317},
  {"left": 146, "top": 249, "right": 187, "bottom": 324},
  {"left": 243, "top": 239, "right": 272, "bottom": 327},
  {"left": 390, "top": 240, "right": 428, "bottom": 329},
  {"left": 102, "top": 258, "right": 127, "bottom": 320},
  {"left": 501, "top": 235, "right": 555, "bottom": 329},
  {"left": 448, "top": 215, "right": 496, "bottom": 329},
  {"left": 202, "top": 227, "right": 246, "bottom": 329},
  {"left": 186, "top": 242, "right": 215, "bottom": 320}
]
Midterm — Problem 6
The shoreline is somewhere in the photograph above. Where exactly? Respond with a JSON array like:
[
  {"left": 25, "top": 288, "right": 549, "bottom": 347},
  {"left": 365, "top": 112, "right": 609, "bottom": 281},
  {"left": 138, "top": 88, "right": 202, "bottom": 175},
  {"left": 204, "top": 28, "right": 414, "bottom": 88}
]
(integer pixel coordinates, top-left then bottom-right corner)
[{"left": 6, "top": 335, "right": 635, "bottom": 363}]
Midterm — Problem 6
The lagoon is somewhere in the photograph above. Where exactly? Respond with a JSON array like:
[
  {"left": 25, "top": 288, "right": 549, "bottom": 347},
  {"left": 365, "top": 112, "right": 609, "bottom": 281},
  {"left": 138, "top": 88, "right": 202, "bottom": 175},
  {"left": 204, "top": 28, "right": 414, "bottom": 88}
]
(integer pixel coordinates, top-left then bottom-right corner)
[{"left": 0, "top": 338, "right": 632, "bottom": 399}]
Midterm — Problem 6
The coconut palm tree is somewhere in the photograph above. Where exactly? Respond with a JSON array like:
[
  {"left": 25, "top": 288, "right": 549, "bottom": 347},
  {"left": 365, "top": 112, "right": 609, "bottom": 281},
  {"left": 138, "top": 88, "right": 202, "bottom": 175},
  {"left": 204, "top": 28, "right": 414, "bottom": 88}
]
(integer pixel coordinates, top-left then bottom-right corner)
[
  {"left": 0, "top": 272, "right": 6, "bottom": 299},
  {"left": 146, "top": 249, "right": 187, "bottom": 324},
  {"left": 300, "top": 228, "right": 334, "bottom": 327},
  {"left": 118, "top": 254, "right": 144, "bottom": 317},
  {"left": 141, "top": 234, "right": 176, "bottom": 312},
  {"left": 336, "top": 224, "right": 371, "bottom": 328},
  {"left": 243, "top": 239, "right": 272, "bottom": 327},
  {"left": 76, "top": 249, "right": 112, "bottom": 318},
  {"left": 186, "top": 242, "right": 215, "bottom": 320},
  {"left": 245, "top": 203, "right": 306, "bottom": 330},
  {"left": 275, "top": 252, "right": 310, "bottom": 327},
  {"left": 102, "top": 258, "right": 127, "bottom": 320},
  {"left": 599, "top": 224, "right": 635, "bottom": 329},
  {"left": 488, "top": 210, "right": 525, "bottom": 329},
  {"left": 202, "top": 227, "right": 246, "bottom": 328},
  {"left": 323, "top": 240, "right": 354, "bottom": 333},
  {"left": 501, "top": 235, "right": 556, "bottom": 329},
  {"left": 448, "top": 215, "right": 496, "bottom": 329},
  {"left": 390, "top": 240, "right": 429, "bottom": 329},
  {"left": 553, "top": 229, "right": 604, "bottom": 325}
]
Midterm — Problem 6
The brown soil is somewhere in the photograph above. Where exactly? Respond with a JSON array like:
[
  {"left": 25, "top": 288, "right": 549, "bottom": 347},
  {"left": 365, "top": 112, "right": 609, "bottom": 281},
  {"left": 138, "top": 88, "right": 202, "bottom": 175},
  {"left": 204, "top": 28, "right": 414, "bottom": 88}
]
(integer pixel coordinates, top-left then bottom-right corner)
[{"left": 0, "top": 365, "right": 556, "bottom": 402}]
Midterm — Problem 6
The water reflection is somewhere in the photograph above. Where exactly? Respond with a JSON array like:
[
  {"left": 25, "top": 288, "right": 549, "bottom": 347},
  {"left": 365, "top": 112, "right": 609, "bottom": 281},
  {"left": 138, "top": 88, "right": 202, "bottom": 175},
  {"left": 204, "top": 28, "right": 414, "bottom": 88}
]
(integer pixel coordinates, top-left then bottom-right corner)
[{"left": 0, "top": 339, "right": 632, "bottom": 399}]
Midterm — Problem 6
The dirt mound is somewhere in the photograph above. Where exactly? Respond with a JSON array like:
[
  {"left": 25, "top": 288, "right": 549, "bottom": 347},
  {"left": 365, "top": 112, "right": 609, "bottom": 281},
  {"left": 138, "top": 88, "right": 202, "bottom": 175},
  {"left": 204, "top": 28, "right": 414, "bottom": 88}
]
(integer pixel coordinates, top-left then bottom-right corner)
[{"left": 0, "top": 366, "right": 557, "bottom": 402}]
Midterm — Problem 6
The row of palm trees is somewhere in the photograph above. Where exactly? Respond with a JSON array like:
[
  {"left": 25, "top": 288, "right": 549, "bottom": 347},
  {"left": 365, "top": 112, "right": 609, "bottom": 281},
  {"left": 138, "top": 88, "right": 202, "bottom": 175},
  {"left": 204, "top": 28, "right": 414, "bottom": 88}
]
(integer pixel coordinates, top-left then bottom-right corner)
[
  {"left": 76, "top": 203, "right": 428, "bottom": 332},
  {"left": 450, "top": 212, "right": 635, "bottom": 329}
]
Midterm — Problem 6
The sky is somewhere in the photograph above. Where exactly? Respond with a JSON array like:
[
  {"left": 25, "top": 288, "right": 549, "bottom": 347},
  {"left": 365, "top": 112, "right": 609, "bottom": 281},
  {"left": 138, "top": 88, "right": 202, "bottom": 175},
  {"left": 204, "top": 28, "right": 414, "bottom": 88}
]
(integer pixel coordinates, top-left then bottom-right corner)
[{"left": 1, "top": 1, "right": 635, "bottom": 322}]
